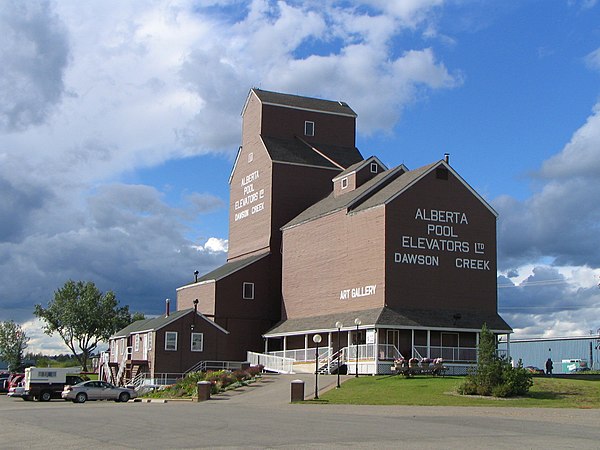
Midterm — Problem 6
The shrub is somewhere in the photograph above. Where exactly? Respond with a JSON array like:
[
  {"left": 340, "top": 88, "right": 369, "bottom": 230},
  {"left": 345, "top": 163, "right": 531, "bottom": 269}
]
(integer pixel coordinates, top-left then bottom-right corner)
[{"left": 457, "top": 324, "right": 533, "bottom": 398}]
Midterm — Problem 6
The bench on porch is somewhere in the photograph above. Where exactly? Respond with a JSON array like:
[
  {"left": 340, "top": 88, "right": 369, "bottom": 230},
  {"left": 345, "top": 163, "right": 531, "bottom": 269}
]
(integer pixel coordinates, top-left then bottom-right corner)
[{"left": 390, "top": 358, "right": 447, "bottom": 378}]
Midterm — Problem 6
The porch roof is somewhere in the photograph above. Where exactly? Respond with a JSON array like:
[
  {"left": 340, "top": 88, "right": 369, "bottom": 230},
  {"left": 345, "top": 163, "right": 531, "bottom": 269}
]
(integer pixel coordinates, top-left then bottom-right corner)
[{"left": 264, "top": 306, "right": 512, "bottom": 337}]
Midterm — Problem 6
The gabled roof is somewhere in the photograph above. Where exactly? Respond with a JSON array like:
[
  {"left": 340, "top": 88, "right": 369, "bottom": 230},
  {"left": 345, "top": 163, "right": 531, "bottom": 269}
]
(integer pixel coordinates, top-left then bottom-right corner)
[
  {"left": 262, "top": 136, "right": 363, "bottom": 170},
  {"left": 282, "top": 160, "right": 498, "bottom": 230},
  {"left": 178, "top": 252, "right": 270, "bottom": 289},
  {"left": 282, "top": 163, "right": 407, "bottom": 230},
  {"left": 111, "top": 308, "right": 229, "bottom": 339},
  {"left": 331, "top": 155, "right": 387, "bottom": 182},
  {"left": 264, "top": 306, "right": 512, "bottom": 337},
  {"left": 353, "top": 160, "right": 498, "bottom": 217},
  {"left": 244, "top": 88, "right": 357, "bottom": 118}
]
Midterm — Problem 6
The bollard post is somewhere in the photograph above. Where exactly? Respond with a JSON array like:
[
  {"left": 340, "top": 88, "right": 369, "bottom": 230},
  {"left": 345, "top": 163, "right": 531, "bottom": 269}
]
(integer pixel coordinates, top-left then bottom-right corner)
[
  {"left": 290, "top": 379, "right": 305, "bottom": 402},
  {"left": 197, "top": 381, "right": 211, "bottom": 402}
]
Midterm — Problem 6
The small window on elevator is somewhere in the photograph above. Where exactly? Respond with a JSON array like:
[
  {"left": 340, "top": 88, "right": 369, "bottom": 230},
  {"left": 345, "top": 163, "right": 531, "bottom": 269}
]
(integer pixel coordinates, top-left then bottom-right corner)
[
  {"left": 341, "top": 177, "right": 348, "bottom": 189},
  {"left": 243, "top": 282, "right": 255, "bottom": 300},
  {"left": 304, "top": 121, "right": 315, "bottom": 137},
  {"left": 370, "top": 162, "right": 378, "bottom": 173}
]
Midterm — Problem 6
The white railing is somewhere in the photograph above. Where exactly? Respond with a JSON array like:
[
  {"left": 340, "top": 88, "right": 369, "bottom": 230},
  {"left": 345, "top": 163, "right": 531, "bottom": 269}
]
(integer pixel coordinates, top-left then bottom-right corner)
[
  {"left": 268, "top": 347, "right": 330, "bottom": 362},
  {"left": 115, "top": 346, "right": 132, "bottom": 385},
  {"left": 378, "top": 344, "right": 403, "bottom": 360},
  {"left": 414, "top": 345, "right": 477, "bottom": 362},
  {"left": 130, "top": 371, "right": 146, "bottom": 388},
  {"left": 185, "top": 360, "right": 243, "bottom": 374},
  {"left": 99, "top": 352, "right": 113, "bottom": 383},
  {"left": 247, "top": 351, "right": 294, "bottom": 374}
]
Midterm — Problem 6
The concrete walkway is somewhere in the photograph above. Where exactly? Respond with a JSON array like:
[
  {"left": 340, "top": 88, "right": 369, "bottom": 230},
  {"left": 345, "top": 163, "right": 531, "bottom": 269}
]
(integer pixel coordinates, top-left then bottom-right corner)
[{"left": 212, "top": 373, "right": 351, "bottom": 404}]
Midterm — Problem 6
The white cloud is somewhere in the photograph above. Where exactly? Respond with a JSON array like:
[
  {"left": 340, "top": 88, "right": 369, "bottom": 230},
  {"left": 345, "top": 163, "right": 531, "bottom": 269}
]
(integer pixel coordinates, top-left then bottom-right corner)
[{"left": 585, "top": 47, "right": 600, "bottom": 72}]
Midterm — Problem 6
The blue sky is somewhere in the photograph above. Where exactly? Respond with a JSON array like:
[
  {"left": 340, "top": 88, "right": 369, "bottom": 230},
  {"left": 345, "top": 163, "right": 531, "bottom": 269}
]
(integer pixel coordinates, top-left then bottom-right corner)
[{"left": 1, "top": 0, "right": 599, "bottom": 353}]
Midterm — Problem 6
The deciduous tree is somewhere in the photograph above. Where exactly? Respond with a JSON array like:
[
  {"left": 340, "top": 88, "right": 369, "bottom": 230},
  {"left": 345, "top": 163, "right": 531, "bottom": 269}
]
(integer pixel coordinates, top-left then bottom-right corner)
[
  {"left": 34, "top": 280, "right": 131, "bottom": 371},
  {"left": 0, "top": 320, "right": 29, "bottom": 372}
]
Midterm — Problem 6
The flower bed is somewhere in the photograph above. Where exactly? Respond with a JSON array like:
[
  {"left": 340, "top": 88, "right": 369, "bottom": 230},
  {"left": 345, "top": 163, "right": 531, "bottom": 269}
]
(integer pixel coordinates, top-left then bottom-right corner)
[{"left": 143, "top": 365, "right": 264, "bottom": 399}]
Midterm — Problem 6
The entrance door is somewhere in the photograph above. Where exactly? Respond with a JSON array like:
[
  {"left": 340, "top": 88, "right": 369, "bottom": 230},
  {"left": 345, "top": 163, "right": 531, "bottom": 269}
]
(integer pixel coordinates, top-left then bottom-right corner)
[{"left": 385, "top": 330, "right": 400, "bottom": 359}]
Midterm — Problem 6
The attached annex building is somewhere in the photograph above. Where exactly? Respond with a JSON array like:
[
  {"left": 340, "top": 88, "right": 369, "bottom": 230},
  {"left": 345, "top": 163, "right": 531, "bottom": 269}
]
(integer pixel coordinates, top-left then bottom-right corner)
[{"left": 107, "top": 89, "right": 511, "bottom": 382}]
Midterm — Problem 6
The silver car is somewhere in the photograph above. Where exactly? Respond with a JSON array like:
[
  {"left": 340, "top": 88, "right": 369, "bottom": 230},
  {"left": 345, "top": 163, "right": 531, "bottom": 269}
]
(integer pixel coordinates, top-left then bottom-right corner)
[{"left": 61, "top": 380, "right": 137, "bottom": 403}]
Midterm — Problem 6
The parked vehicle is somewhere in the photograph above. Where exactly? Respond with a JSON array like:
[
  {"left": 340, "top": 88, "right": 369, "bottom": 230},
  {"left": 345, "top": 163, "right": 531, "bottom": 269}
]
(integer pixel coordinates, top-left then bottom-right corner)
[
  {"left": 524, "top": 366, "right": 545, "bottom": 374},
  {"left": 0, "top": 372, "right": 9, "bottom": 392},
  {"left": 62, "top": 380, "right": 137, "bottom": 403},
  {"left": 23, "top": 366, "right": 83, "bottom": 401},
  {"left": 7, "top": 384, "right": 26, "bottom": 399},
  {"left": 6, "top": 373, "right": 24, "bottom": 390}
]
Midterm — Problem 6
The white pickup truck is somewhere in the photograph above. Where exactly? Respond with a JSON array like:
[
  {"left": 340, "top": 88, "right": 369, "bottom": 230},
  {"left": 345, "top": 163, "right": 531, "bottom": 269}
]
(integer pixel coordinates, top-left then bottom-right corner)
[{"left": 22, "top": 366, "right": 84, "bottom": 401}]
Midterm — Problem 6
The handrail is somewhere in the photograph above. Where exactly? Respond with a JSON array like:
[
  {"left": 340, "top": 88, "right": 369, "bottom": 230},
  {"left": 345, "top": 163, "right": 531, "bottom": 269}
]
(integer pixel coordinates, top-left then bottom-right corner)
[
  {"left": 116, "top": 346, "right": 132, "bottom": 386},
  {"left": 247, "top": 351, "right": 294, "bottom": 374},
  {"left": 184, "top": 360, "right": 243, "bottom": 374},
  {"left": 130, "top": 371, "right": 146, "bottom": 388}
]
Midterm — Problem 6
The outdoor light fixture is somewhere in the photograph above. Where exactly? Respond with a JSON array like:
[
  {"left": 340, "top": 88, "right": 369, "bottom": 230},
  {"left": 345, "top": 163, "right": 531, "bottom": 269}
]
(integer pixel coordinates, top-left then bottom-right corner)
[
  {"left": 313, "top": 334, "right": 322, "bottom": 399},
  {"left": 354, "top": 318, "right": 361, "bottom": 378},
  {"left": 335, "top": 321, "right": 343, "bottom": 389},
  {"left": 191, "top": 299, "right": 199, "bottom": 331}
]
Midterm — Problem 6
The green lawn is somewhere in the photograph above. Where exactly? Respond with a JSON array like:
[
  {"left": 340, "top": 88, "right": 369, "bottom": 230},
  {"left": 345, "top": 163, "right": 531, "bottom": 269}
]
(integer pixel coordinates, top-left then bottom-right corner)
[{"left": 317, "top": 376, "right": 600, "bottom": 408}]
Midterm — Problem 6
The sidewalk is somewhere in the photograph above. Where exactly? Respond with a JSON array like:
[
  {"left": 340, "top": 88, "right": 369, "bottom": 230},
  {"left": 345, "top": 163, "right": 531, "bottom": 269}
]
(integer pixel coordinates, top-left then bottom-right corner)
[{"left": 212, "top": 373, "right": 352, "bottom": 405}]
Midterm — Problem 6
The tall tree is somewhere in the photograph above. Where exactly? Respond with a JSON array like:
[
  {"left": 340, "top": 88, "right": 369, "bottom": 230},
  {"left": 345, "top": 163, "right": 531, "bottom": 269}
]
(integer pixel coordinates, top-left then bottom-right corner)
[
  {"left": 0, "top": 320, "right": 29, "bottom": 372},
  {"left": 34, "top": 280, "right": 131, "bottom": 371}
]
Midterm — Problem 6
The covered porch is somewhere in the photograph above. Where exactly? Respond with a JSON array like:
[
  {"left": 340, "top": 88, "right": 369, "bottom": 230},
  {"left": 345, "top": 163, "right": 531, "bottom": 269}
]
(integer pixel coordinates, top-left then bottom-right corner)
[{"left": 260, "top": 307, "right": 512, "bottom": 375}]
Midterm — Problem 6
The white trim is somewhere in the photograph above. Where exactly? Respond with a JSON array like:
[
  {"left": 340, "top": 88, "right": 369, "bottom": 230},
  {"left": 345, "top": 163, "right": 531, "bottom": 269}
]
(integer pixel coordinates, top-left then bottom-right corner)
[
  {"left": 304, "top": 120, "right": 315, "bottom": 137},
  {"left": 296, "top": 136, "right": 345, "bottom": 170},
  {"left": 341, "top": 177, "right": 348, "bottom": 189},
  {"left": 264, "top": 324, "right": 511, "bottom": 338},
  {"left": 191, "top": 332, "right": 204, "bottom": 352},
  {"left": 384, "top": 160, "right": 499, "bottom": 218},
  {"left": 248, "top": 152, "right": 253, "bottom": 163},
  {"left": 176, "top": 279, "right": 216, "bottom": 291},
  {"left": 241, "top": 89, "right": 357, "bottom": 118},
  {"left": 165, "top": 331, "right": 178, "bottom": 351},
  {"left": 228, "top": 146, "right": 242, "bottom": 185},
  {"left": 271, "top": 159, "right": 343, "bottom": 172},
  {"left": 134, "top": 333, "right": 140, "bottom": 352},
  {"left": 370, "top": 162, "right": 378, "bottom": 173},
  {"left": 243, "top": 282, "right": 255, "bottom": 300},
  {"left": 332, "top": 156, "right": 388, "bottom": 182}
]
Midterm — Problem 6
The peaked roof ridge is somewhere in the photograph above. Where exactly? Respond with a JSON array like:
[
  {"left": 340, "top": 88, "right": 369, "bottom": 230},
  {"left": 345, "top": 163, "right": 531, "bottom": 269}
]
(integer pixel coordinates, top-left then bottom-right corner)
[
  {"left": 332, "top": 155, "right": 388, "bottom": 181},
  {"left": 282, "top": 163, "right": 407, "bottom": 230},
  {"left": 346, "top": 163, "right": 409, "bottom": 211},
  {"left": 244, "top": 88, "right": 357, "bottom": 118}
]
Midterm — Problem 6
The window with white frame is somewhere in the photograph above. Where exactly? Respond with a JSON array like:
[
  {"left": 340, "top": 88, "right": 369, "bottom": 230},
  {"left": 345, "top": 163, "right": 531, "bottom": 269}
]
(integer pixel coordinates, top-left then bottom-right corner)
[
  {"left": 370, "top": 162, "right": 378, "bottom": 173},
  {"left": 147, "top": 332, "right": 152, "bottom": 350},
  {"left": 304, "top": 121, "right": 314, "bottom": 136},
  {"left": 134, "top": 334, "right": 140, "bottom": 351},
  {"left": 248, "top": 152, "right": 253, "bottom": 163},
  {"left": 243, "top": 282, "right": 255, "bottom": 300},
  {"left": 191, "top": 333, "right": 204, "bottom": 352},
  {"left": 341, "top": 177, "right": 348, "bottom": 189},
  {"left": 165, "top": 331, "right": 178, "bottom": 351}
]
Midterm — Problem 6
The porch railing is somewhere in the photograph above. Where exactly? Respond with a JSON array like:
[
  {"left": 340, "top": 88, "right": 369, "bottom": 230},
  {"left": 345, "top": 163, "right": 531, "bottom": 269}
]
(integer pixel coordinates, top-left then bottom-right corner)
[{"left": 414, "top": 345, "right": 477, "bottom": 362}]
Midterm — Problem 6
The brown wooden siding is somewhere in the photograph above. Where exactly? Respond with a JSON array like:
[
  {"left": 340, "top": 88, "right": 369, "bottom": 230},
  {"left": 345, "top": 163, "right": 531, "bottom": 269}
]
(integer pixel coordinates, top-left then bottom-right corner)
[
  {"left": 384, "top": 169, "right": 497, "bottom": 313},
  {"left": 177, "top": 281, "right": 216, "bottom": 316},
  {"left": 282, "top": 206, "right": 386, "bottom": 319},
  {"left": 260, "top": 104, "right": 355, "bottom": 148}
]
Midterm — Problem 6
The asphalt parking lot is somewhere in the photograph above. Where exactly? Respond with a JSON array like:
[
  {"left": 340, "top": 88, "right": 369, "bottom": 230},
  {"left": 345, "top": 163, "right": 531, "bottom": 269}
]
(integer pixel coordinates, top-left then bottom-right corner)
[{"left": 1, "top": 375, "right": 599, "bottom": 449}]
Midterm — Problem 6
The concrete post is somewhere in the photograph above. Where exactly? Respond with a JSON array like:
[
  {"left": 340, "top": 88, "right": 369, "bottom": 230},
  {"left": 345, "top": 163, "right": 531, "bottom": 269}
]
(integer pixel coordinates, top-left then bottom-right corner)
[
  {"left": 290, "top": 379, "right": 305, "bottom": 402},
  {"left": 197, "top": 381, "right": 211, "bottom": 402}
]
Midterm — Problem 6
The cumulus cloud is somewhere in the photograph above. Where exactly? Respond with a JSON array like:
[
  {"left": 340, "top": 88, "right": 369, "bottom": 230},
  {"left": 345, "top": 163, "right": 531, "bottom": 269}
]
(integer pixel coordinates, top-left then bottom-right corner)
[
  {"left": 0, "top": 0, "right": 460, "bottom": 339},
  {"left": 495, "top": 101, "right": 600, "bottom": 338}
]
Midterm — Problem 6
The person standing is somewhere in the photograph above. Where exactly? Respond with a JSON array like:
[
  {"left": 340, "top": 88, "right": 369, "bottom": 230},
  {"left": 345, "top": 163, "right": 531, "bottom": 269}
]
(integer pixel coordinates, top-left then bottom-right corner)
[{"left": 545, "top": 358, "right": 553, "bottom": 375}]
